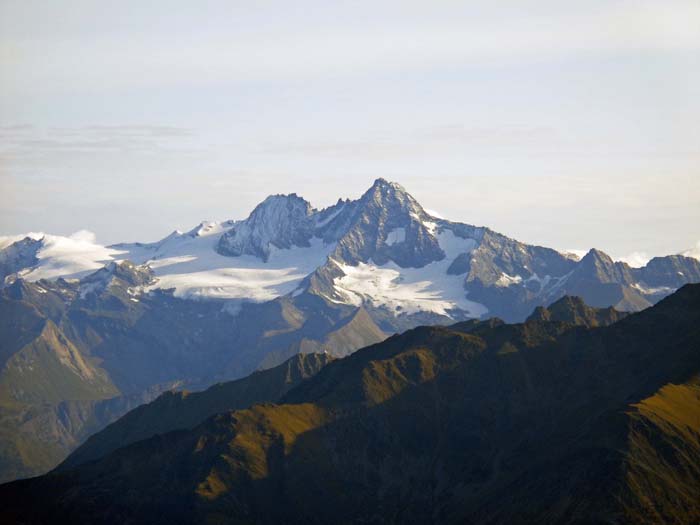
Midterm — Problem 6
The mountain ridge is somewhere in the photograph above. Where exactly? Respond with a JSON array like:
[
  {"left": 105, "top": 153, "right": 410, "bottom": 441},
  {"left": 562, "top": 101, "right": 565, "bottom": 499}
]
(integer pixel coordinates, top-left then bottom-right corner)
[
  {"left": 2, "top": 285, "right": 698, "bottom": 524},
  {"left": 3, "top": 178, "right": 698, "bottom": 323},
  {"left": 0, "top": 179, "right": 699, "bottom": 483}
]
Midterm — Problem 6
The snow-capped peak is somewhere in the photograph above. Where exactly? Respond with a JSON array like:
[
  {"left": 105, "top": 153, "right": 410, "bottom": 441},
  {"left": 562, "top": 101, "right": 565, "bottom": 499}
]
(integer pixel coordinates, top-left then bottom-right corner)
[{"left": 217, "top": 194, "right": 315, "bottom": 261}]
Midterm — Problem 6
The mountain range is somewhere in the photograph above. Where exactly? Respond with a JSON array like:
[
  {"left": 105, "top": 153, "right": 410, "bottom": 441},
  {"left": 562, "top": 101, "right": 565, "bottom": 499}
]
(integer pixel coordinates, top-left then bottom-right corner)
[
  {"left": 1, "top": 285, "right": 698, "bottom": 524},
  {"left": 0, "top": 178, "right": 699, "bottom": 482}
]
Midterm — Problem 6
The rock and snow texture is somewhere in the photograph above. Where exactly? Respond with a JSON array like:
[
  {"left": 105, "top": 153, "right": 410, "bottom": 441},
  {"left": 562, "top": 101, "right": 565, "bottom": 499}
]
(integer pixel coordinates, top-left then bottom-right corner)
[
  {"left": 78, "top": 261, "right": 156, "bottom": 299},
  {"left": 1, "top": 231, "right": 123, "bottom": 283},
  {"left": 2, "top": 178, "right": 700, "bottom": 321},
  {"left": 385, "top": 228, "right": 406, "bottom": 246},
  {"left": 217, "top": 194, "right": 315, "bottom": 261},
  {"left": 113, "top": 221, "right": 335, "bottom": 302},
  {"left": 332, "top": 229, "right": 487, "bottom": 318}
]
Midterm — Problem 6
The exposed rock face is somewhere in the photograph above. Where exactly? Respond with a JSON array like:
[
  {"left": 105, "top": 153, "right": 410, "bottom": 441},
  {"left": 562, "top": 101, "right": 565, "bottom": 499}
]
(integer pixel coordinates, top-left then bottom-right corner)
[
  {"left": 638, "top": 254, "right": 700, "bottom": 288},
  {"left": 0, "top": 237, "right": 42, "bottom": 286},
  {"left": 329, "top": 178, "right": 445, "bottom": 268},
  {"left": 217, "top": 194, "right": 315, "bottom": 261},
  {"left": 217, "top": 179, "right": 445, "bottom": 268},
  {"left": 78, "top": 260, "right": 155, "bottom": 299}
]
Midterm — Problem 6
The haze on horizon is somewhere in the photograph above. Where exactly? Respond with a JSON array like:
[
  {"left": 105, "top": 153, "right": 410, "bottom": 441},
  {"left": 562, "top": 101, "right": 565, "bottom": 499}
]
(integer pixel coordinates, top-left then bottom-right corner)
[{"left": 1, "top": 0, "right": 699, "bottom": 264}]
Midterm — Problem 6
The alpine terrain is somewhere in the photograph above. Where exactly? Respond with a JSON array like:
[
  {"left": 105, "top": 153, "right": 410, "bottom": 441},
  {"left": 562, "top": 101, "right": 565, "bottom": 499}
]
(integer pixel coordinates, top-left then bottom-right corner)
[
  {"left": 0, "top": 179, "right": 699, "bottom": 482},
  {"left": 1, "top": 286, "right": 699, "bottom": 524}
]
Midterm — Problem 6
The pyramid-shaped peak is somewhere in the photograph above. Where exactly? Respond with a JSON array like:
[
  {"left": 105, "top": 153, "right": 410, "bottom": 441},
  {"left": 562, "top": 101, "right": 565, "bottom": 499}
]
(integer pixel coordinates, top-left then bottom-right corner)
[
  {"left": 365, "top": 178, "right": 410, "bottom": 197},
  {"left": 582, "top": 248, "right": 612, "bottom": 261},
  {"left": 360, "top": 178, "right": 423, "bottom": 212},
  {"left": 370, "top": 178, "right": 406, "bottom": 191}
]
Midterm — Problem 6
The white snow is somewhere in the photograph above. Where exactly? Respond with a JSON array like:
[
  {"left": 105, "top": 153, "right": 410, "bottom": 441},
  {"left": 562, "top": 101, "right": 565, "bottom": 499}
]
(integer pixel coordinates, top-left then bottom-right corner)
[
  {"left": 385, "top": 228, "right": 406, "bottom": 246},
  {"left": 632, "top": 282, "right": 675, "bottom": 295},
  {"left": 20, "top": 231, "right": 123, "bottom": 281},
  {"left": 4, "top": 223, "right": 335, "bottom": 303},
  {"left": 495, "top": 273, "right": 523, "bottom": 287},
  {"left": 333, "top": 229, "right": 486, "bottom": 318},
  {"left": 422, "top": 220, "right": 438, "bottom": 235},
  {"left": 114, "top": 223, "right": 335, "bottom": 301},
  {"left": 525, "top": 272, "right": 552, "bottom": 288}
]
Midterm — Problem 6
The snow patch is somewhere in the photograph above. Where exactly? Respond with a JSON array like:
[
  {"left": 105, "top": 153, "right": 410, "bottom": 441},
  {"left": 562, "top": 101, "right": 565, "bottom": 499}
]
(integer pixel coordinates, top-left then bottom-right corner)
[
  {"left": 423, "top": 220, "right": 437, "bottom": 235},
  {"left": 315, "top": 204, "right": 345, "bottom": 228},
  {"left": 495, "top": 273, "right": 523, "bottom": 287},
  {"left": 21, "top": 231, "right": 122, "bottom": 281},
  {"left": 117, "top": 225, "right": 335, "bottom": 301},
  {"left": 333, "top": 230, "right": 486, "bottom": 318},
  {"left": 632, "top": 282, "right": 675, "bottom": 295},
  {"left": 385, "top": 228, "right": 406, "bottom": 246}
]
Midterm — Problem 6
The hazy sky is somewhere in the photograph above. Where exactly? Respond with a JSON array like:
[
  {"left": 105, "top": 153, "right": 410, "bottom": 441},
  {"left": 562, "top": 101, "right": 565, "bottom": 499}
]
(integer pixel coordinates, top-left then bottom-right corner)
[{"left": 1, "top": 1, "right": 699, "bottom": 262}]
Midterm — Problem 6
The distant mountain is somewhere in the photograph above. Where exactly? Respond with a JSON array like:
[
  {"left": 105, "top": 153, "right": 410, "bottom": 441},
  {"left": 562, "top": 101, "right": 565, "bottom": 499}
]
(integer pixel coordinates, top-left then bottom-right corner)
[
  {"left": 0, "top": 262, "right": 381, "bottom": 482},
  {"left": 0, "top": 178, "right": 698, "bottom": 483},
  {"left": 59, "top": 352, "right": 332, "bottom": 470},
  {"left": 3, "top": 178, "right": 699, "bottom": 322},
  {"left": 2, "top": 286, "right": 698, "bottom": 524},
  {"left": 526, "top": 294, "right": 628, "bottom": 326}
]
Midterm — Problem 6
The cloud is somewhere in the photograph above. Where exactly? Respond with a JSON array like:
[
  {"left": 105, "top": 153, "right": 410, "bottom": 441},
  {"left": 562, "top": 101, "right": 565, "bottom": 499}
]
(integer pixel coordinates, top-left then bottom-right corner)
[
  {"left": 682, "top": 241, "right": 700, "bottom": 261},
  {"left": 615, "top": 251, "right": 651, "bottom": 268},
  {"left": 0, "top": 125, "right": 197, "bottom": 159},
  {"left": 68, "top": 229, "right": 98, "bottom": 243},
  {"left": 262, "top": 125, "right": 567, "bottom": 160}
]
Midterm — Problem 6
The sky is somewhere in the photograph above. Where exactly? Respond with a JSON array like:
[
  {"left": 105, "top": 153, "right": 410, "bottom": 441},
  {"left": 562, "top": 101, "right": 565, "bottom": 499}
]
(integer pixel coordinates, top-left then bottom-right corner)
[{"left": 1, "top": 0, "right": 699, "bottom": 263}]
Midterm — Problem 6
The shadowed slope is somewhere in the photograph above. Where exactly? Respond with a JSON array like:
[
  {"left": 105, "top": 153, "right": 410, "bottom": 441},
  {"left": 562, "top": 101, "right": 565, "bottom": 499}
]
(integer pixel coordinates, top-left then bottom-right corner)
[
  {"left": 1, "top": 287, "right": 699, "bottom": 524},
  {"left": 60, "top": 352, "right": 333, "bottom": 470}
]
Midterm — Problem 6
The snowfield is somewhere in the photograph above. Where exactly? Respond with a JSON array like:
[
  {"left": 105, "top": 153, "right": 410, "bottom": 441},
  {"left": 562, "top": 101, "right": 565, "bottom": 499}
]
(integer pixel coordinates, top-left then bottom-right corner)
[
  {"left": 113, "top": 222, "right": 335, "bottom": 301},
  {"left": 14, "top": 231, "right": 124, "bottom": 281},
  {"left": 333, "top": 229, "right": 487, "bottom": 318},
  {"left": 7, "top": 224, "right": 335, "bottom": 302}
]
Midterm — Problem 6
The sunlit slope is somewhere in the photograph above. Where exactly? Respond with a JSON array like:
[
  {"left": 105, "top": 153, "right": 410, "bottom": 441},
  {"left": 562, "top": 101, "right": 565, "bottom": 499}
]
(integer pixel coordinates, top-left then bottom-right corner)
[{"left": 2, "top": 286, "right": 698, "bottom": 523}]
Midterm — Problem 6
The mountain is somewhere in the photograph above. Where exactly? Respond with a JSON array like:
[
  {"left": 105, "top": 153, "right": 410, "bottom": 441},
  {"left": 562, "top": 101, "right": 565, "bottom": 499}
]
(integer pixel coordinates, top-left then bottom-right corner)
[
  {"left": 0, "top": 262, "right": 382, "bottom": 482},
  {"left": 4, "top": 179, "right": 699, "bottom": 323},
  {"left": 0, "top": 178, "right": 698, "bottom": 483},
  {"left": 1, "top": 286, "right": 698, "bottom": 524},
  {"left": 526, "top": 294, "right": 629, "bottom": 326},
  {"left": 0, "top": 236, "right": 41, "bottom": 285},
  {"left": 59, "top": 352, "right": 333, "bottom": 470}
]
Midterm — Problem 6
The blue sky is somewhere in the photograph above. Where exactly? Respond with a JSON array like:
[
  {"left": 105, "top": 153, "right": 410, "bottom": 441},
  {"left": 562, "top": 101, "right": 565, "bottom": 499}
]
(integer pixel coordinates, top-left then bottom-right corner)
[{"left": 1, "top": 0, "right": 698, "bottom": 261}]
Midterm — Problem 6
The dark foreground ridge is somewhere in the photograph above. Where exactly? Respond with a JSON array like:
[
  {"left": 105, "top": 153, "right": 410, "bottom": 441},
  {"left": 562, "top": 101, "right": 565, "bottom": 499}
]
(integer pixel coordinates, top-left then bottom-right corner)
[{"left": 1, "top": 286, "right": 700, "bottom": 524}]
